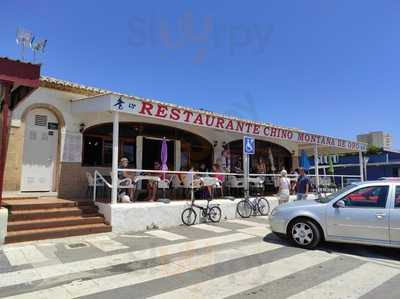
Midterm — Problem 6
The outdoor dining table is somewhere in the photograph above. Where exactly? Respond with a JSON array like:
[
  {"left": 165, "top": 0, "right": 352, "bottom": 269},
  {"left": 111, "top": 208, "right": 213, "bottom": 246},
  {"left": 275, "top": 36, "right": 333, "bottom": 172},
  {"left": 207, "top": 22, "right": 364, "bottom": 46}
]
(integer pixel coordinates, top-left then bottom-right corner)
[
  {"left": 235, "top": 177, "right": 264, "bottom": 187},
  {"left": 134, "top": 175, "right": 170, "bottom": 188}
]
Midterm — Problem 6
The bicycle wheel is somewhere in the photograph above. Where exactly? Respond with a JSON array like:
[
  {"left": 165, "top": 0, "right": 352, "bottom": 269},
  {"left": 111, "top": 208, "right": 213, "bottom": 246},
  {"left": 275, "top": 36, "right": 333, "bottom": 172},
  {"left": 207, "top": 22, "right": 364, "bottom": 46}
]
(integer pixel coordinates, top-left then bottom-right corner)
[
  {"left": 237, "top": 200, "right": 252, "bottom": 218},
  {"left": 181, "top": 207, "right": 197, "bottom": 226},
  {"left": 257, "top": 197, "right": 270, "bottom": 216},
  {"left": 209, "top": 206, "right": 222, "bottom": 223}
]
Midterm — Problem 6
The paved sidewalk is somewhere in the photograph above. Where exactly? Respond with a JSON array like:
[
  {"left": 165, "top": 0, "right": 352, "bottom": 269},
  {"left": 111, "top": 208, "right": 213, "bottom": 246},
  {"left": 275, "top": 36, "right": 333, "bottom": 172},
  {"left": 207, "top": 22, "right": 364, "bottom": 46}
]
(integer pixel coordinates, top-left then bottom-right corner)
[{"left": 0, "top": 217, "right": 400, "bottom": 298}]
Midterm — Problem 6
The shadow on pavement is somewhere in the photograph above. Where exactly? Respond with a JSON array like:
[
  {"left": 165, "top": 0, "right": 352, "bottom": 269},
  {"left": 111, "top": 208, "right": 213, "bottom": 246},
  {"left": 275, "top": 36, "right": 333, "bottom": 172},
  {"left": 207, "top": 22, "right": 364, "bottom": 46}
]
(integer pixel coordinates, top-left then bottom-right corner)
[{"left": 261, "top": 232, "right": 400, "bottom": 262}]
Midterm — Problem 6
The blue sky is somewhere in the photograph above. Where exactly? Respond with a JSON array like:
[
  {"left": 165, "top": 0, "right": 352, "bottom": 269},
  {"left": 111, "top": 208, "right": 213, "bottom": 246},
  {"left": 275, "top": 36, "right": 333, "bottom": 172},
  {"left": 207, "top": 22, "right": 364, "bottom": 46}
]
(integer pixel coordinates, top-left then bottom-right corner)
[{"left": 1, "top": 0, "right": 399, "bottom": 148}]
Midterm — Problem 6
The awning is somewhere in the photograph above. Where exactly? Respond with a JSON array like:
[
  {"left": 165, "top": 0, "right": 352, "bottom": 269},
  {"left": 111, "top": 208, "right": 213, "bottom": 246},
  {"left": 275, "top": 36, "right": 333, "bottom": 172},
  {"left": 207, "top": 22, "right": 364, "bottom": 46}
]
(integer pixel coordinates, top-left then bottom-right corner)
[{"left": 72, "top": 93, "right": 367, "bottom": 153}]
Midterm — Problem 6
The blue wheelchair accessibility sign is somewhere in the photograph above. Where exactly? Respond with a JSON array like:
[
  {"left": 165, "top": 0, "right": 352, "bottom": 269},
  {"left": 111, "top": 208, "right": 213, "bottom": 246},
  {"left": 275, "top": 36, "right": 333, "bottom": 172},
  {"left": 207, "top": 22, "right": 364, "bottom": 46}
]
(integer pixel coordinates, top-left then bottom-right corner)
[{"left": 243, "top": 136, "right": 255, "bottom": 155}]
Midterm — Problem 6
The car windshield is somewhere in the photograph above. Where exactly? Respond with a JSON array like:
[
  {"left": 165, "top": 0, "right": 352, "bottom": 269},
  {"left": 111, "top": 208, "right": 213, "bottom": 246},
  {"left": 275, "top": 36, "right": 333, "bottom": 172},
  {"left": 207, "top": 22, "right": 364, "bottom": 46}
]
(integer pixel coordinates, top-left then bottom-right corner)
[{"left": 315, "top": 184, "right": 356, "bottom": 203}]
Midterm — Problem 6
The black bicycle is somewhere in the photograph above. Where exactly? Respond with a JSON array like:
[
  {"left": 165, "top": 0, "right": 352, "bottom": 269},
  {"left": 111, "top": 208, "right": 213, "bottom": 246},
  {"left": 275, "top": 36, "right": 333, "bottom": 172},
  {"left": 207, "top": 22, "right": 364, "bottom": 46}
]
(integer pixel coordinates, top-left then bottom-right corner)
[
  {"left": 181, "top": 198, "right": 222, "bottom": 226},
  {"left": 236, "top": 193, "right": 270, "bottom": 218}
]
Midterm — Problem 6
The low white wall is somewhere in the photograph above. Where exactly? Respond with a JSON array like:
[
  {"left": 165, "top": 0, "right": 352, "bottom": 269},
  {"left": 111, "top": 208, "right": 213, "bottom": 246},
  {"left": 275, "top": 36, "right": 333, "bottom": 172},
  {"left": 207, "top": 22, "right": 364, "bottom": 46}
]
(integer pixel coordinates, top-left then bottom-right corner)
[
  {"left": 95, "top": 195, "right": 317, "bottom": 233},
  {"left": 0, "top": 207, "right": 8, "bottom": 245}
]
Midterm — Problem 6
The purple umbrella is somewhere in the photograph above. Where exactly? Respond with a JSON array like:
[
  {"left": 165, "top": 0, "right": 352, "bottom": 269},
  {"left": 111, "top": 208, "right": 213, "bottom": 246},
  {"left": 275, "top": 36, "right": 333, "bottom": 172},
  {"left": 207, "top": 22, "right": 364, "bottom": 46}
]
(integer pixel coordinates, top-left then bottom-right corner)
[{"left": 161, "top": 138, "right": 168, "bottom": 179}]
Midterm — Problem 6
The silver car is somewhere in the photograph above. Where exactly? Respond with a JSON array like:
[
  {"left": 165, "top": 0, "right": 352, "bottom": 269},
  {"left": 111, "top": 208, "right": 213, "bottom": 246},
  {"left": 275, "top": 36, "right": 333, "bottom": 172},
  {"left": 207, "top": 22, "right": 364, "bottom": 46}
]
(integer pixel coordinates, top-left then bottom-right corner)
[{"left": 269, "top": 179, "right": 400, "bottom": 249}]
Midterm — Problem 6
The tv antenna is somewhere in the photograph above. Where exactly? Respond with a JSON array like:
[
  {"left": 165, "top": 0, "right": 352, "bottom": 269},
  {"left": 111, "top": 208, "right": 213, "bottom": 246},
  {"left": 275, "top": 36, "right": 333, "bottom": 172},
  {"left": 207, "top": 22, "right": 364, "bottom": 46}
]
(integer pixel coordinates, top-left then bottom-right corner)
[
  {"left": 30, "top": 37, "right": 47, "bottom": 63},
  {"left": 16, "top": 28, "right": 33, "bottom": 61}
]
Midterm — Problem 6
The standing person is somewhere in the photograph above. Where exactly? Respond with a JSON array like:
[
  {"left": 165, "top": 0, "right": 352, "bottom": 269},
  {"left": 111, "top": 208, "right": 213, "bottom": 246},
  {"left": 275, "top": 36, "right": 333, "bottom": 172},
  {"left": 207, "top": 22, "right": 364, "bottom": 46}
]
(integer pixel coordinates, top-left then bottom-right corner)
[
  {"left": 290, "top": 168, "right": 299, "bottom": 193},
  {"left": 296, "top": 167, "right": 310, "bottom": 201},
  {"left": 278, "top": 169, "right": 291, "bottom": 204}
]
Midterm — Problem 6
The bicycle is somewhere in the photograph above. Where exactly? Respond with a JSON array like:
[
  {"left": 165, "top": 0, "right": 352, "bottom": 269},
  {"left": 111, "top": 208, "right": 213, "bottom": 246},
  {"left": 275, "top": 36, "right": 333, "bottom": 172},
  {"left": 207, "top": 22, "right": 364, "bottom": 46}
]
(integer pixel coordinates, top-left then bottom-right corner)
[
  {"left": 236, "top": 193, "right": 270, "bottom": 218},
  {"left": 181, "top": 198, "right": 222, "bottom": 226}
]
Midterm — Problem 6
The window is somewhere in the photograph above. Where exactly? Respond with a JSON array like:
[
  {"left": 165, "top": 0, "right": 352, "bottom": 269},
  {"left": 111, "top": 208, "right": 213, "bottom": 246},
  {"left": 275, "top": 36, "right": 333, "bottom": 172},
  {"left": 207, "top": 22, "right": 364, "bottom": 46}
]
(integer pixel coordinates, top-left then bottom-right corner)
[
  {"left": 103, "top": 140, "right": 113, "bottom": 165},
  {"left": 83, "top": 137, "right": 136, "bottom": 166},
  {"left": 122, "top": 142, "right": 135, "bottom": 166},
  {"left": 82, "top": 122, "right": 212, "bottom": 167},
  {"left": 395, "top": 186, "right": 400, "bottom": 208},
  {"left": 83, "top": 136, "right": 103, "bottom": 166},
  {"left": 342, "top": 185, "right": 389, "bottom": 208}
]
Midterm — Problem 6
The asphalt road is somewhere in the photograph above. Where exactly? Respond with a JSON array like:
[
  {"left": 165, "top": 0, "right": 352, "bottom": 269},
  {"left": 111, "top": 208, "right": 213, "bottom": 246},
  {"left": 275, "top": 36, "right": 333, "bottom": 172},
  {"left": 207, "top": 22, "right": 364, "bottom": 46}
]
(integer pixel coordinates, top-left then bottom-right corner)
[{"left": 1, "top": 216, "right": 400, "bottom": 299}]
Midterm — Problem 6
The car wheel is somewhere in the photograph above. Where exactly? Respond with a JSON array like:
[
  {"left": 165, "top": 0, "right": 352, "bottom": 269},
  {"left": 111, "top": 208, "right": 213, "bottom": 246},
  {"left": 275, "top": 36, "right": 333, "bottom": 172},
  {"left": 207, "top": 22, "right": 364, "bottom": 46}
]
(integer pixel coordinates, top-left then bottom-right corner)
[{"left": 289, "top": 219, "right": 321, "bottom": 249}]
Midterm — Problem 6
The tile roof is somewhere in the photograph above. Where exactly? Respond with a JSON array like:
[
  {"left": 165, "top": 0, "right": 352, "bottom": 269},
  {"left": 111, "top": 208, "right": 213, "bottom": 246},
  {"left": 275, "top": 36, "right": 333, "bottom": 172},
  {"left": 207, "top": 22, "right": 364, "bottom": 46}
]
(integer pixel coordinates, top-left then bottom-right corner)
[
  {"left": 40, "top": 76, "right": 110, "bottom": 96},
  {"left": 39, "top": 75, "right": 302, "bottom": 132}
]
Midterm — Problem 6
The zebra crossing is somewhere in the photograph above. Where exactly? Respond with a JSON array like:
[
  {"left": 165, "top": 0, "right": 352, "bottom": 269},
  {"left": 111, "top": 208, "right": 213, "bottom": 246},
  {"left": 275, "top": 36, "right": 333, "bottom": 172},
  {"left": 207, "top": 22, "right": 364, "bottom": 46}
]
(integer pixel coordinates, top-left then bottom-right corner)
[
  {"left": 0, "top": 218, "right": 399, "bottom": 298},
  {"left": 2, "top": 245, "right": 48, "bottom": 266}
]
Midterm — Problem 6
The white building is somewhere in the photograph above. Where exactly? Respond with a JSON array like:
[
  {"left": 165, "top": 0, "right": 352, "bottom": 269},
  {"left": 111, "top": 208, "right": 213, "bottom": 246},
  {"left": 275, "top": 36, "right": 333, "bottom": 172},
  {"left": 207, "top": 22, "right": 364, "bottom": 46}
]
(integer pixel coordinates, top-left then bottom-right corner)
[
  {"left": 357, "top": 131, "right": 393, "bottom": 150},
  {"left": 0, "top": 57, "right": 369, "bottom": 238}
]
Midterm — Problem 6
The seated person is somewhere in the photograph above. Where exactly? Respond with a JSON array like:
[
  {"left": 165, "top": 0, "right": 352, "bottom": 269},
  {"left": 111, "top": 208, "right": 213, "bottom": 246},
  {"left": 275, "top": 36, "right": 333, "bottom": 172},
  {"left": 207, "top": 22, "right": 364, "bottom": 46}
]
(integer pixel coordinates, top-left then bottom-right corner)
[
  {"left": 233, "top": 160, "right": 244, "bottom": 179},
  {"left": 146, "top": 161, "right": 162, "bottom": 201},
  {"left": 205, "top": 163, "right": 224, "bottom": 198},
  {"left": 199, "top": 163, "right": 209, "bottom": 176},
  {"left": 213, "top": 163, "right": 225, "bottom": 183},
  {"left": 118, "top": 157, "right": 136, "bottom": 202},
  {"left": 176, "top": 166, "right": 187, "bottom": 187},
  {"left": 233, "top": 160, "right": 243, "bottom": 174}
]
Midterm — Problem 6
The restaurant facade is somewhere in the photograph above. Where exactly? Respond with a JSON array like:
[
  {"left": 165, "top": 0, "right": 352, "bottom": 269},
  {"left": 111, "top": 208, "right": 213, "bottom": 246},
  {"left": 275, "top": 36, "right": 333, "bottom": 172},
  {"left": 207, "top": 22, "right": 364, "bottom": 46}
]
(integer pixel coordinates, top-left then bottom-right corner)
[{"left": 3, "top": 75, "right": 367, "bottom": 201}]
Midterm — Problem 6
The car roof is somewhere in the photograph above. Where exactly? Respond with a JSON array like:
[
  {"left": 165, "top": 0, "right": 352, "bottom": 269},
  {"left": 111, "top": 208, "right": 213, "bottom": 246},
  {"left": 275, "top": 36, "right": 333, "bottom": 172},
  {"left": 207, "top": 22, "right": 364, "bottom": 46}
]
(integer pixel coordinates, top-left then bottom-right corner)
[
  {"left": 361, "top": 179, "right": 400, "bottom": 186},
  {"left": 377, "top": 177, "right": 400, "bottom": 182}
]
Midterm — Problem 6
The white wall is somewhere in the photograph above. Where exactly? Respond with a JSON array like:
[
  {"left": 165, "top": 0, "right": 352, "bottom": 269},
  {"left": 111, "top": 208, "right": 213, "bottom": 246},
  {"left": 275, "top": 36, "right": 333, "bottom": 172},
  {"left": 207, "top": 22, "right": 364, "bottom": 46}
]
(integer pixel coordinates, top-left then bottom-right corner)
[{"left": 11, "top": 86, "right": 299, "bottom": 169}]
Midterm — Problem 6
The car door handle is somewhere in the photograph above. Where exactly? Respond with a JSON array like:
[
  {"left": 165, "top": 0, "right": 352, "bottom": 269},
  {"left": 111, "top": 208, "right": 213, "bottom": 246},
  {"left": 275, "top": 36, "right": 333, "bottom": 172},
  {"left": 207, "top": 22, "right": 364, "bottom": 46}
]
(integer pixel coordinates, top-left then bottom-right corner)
[{"left": 376, "top": 213, "right": 386, "bottom": 219}]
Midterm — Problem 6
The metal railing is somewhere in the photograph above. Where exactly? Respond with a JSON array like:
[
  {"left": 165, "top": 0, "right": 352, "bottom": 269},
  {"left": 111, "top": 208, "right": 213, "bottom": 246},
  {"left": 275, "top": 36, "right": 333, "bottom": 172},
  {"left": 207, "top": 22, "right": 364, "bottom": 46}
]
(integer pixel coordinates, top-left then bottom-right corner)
[
  {"left": 93, "top": 170, "right": 112, "bottom": 203},
  {"left": 91, "top": 168, "right": 362, "bottom": 203}
]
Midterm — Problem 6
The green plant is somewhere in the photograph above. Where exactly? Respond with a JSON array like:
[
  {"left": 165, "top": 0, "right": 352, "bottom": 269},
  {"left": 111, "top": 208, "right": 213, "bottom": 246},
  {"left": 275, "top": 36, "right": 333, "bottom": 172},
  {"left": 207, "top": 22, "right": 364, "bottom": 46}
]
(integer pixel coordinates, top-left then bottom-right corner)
[{"left": 367, "top": 145, "right": 382, "bottom": 155}]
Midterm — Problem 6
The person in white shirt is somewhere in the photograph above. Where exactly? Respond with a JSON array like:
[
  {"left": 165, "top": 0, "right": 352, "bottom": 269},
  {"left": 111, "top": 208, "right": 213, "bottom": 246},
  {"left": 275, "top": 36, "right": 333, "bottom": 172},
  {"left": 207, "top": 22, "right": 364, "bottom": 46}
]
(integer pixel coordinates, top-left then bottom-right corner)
[{"left": 278, "top": 169, "right": 291, "bottom": 204}]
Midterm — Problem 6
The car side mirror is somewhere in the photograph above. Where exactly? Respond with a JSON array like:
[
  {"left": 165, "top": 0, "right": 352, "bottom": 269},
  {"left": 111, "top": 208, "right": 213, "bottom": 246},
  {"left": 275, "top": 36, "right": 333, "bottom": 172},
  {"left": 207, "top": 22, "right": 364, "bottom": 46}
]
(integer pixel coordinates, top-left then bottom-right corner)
[{"left": 334, "top": 200, "right": 346, "bottom": 208}]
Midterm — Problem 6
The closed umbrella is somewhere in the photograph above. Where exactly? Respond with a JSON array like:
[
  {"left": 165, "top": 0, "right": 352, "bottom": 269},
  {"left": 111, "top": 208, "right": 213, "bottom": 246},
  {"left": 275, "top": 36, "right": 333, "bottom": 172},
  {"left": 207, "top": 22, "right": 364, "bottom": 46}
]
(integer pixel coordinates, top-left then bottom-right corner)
[
  {"left": 268, "top": 147, "right": 276, "bottom": 172},
  {"left": 161, "top": 138, "right": 168, "bottom": 179},
  {"left": 327, "top": 155, "right": 335, "bottom": 186},
  {"left": 299, "top": 150, "right": 311, "bottom": 171},
  {"left": 327, "top": 155, "right": 334, "bottom": 175},
  {"left": 160, "top": 138, "right": 168, "bottom": 201}
]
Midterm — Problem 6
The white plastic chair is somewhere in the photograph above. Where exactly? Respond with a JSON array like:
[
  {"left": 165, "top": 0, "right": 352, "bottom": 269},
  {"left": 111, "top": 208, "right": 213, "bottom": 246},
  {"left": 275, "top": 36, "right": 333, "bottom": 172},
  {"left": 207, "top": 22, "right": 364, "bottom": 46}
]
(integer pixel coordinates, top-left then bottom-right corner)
[
  {"left": 176, "top": 174, "right": 203, "bottom": 200},
  {"left": 133, "top": 175, "right": 170, "bottom": 200},
  {"left": 202, "top": 177, "right": 223, "bottom": 199},
  {"left": 171, "top": 174, "right": 187, "bottom": 198},
  {"left": 158, "top": 178, "right": 170, "bottom": 189},
  {"left": 249, "top": 177, "right": 265, "bottom": 188},
  {"left": 228, "top": 176, "right": 244, "bottom": 188},
  {"left": 249, "top": 176, "right": 265, "bottom": 195},
  {"left": 110, "top": 172, "right": 135, "bottom": 189},
  {"left": 110, "top": 172, "right": 136, "bottom": 201}
]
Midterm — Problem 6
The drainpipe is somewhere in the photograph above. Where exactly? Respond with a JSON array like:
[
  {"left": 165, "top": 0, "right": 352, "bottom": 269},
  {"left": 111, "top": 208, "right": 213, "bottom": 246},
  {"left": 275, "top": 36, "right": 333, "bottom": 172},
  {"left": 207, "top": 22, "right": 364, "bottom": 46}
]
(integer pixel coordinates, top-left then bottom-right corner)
[{"left": 0, "top": 82, "right": 12, "bottom": 206}]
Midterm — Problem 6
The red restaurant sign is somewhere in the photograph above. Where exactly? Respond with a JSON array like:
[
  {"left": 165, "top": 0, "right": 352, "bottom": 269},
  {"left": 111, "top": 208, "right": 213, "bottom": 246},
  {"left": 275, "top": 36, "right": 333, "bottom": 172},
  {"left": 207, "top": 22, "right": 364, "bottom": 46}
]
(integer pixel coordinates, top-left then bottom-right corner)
[{"left": 110, "top": 96, "right": 367, "bottom": 151}]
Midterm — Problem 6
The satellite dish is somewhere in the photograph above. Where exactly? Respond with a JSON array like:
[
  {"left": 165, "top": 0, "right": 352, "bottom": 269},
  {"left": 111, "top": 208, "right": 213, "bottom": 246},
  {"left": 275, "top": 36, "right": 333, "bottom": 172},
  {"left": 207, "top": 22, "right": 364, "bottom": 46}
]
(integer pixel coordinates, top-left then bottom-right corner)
[{"left": 16, "top": 28, "right": 34, "bottom": 61}]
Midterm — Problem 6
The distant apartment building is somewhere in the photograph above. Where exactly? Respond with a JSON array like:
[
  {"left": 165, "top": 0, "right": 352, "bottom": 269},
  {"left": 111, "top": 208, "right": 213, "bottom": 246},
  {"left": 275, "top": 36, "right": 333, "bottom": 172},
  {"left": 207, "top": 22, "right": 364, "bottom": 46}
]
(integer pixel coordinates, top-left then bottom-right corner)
[{"left": 357, "top": 131, "right": 393, "bottom": 150}]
